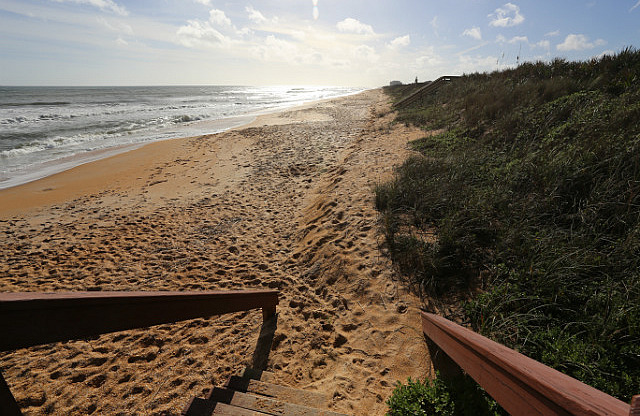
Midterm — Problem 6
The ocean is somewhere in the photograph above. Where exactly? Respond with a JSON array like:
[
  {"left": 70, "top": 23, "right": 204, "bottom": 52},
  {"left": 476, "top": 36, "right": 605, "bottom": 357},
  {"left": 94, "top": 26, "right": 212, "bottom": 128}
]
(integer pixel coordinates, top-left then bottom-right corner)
[{"left": 0, "top": 85, "right": 362, "bottom": 190}]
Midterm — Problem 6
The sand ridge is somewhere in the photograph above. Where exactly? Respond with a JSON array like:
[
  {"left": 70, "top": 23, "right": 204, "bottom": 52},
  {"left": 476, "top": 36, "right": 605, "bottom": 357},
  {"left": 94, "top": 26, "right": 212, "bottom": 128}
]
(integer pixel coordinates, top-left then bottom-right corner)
[{"left": 0, "top": 89, "right": 431, "bottom": 415}]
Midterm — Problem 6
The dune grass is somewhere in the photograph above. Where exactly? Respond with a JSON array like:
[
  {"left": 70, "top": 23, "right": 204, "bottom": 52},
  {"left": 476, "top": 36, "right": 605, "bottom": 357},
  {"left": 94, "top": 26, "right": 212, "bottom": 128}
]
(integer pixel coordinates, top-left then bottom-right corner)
[{"left": 379, "top": 47, "right": 640, "bottom": 404}]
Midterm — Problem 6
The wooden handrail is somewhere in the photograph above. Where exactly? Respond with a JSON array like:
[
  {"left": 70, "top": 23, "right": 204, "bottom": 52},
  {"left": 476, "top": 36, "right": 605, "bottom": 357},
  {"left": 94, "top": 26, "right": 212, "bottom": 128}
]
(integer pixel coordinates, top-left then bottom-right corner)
[
  {"left": 0, "top": 290, "right": 278, "bottom": 415},
  {"left": 393, "top": 75, "right": 460, "bottom": 109},
  {"left": 0, "top": 290, "right": 278, "bottom": 351},
  {"left": 421, "top": 311, "right": 637, "bottom": 416}
]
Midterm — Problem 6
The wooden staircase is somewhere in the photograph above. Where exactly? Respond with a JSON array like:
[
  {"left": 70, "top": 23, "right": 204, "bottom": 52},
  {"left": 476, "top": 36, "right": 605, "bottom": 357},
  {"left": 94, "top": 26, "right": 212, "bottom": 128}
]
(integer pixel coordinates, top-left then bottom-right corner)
[
  {"left": 393, "top": 75, "right": 460, "bottom": 109},
  {"left": 183, "top": 368, "right": 350, "bottom": 416}
]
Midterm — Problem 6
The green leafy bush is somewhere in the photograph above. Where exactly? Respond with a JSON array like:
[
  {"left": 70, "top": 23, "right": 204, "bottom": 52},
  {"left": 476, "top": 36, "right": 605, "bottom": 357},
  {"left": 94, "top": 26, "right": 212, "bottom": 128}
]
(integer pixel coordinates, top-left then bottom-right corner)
[
  {"left": 386, "top": 375, "right": 504, "bottom": 416},
  {"left": 386, "top": 377, "right": 453, "bottom": 416}
]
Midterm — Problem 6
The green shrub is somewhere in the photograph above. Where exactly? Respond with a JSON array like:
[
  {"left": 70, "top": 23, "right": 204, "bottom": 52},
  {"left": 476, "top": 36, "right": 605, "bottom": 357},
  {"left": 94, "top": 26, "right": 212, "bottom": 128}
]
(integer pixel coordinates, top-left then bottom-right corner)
[
  {"left": 386, "top": 377, "right": 453, "bottom": 416},
  {"left": 386, "top": 375, "right": 505, "bottom": 416}
]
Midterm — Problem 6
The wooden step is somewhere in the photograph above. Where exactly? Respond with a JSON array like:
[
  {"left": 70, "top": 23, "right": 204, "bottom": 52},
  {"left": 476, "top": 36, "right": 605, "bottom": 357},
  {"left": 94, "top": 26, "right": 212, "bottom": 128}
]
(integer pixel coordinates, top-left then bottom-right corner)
[
  {"left": 225, "top": 375, "right": 329, "bottom": 409},
  {"left": 182, "top": 367, "right": 350, "bottom": 416},
  {"left": 208, "top": 387, "right": 348, "bottom": 416},
  {"left": 236, "top": 367, "right": 278, "bottom": 384},
  {"left": 186, "top": 398, "right": 271, "bottom": 416}
]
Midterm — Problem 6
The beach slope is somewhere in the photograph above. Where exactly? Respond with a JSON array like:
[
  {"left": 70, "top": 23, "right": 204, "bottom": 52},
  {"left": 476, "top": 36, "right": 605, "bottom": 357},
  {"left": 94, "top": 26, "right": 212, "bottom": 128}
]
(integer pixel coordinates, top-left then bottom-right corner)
[{"left": 0, "top": 89, "right": 429, "bottom": 415}]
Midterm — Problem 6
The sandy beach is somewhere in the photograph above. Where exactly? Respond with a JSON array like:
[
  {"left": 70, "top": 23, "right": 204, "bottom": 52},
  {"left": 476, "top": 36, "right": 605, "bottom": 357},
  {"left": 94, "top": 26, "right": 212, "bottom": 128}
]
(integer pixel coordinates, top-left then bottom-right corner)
[{"left": 0, "top": 89, "right": 431, "bottom": 415}]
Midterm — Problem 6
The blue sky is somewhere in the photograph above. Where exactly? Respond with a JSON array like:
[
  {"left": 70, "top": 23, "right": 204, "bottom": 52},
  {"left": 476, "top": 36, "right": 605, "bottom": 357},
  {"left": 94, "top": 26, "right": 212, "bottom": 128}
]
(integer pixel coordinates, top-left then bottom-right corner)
[{"left": 1, "top": 0, "right": 638, "bottom": 86}]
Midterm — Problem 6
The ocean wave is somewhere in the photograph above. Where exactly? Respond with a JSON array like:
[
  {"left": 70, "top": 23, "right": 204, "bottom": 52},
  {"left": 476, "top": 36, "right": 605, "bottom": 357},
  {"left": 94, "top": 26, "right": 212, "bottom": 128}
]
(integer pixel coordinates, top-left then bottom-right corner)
[
  {"left": 0, "top": 133, "right": 108, "bottom": 159},
  {"left": 1, "top": 113, "right": 77, "bottom": 124},
  {"left": 0, "top": 114, "right": 203, "bottom": 159},
  {"left": 172, "top": 114, "right": 204, "bottom": 123},
  {"left": 0, "top": 141, "right": 55, "bottom": 158},
  {"left": 1, "top": 116, "right": 29, "bottom": 124},
  {"left": 0, "top": 107, "right": 205, "bottom": 127},
  {"left": 0, "top": 101, "right": 72, "bottom": 107}
]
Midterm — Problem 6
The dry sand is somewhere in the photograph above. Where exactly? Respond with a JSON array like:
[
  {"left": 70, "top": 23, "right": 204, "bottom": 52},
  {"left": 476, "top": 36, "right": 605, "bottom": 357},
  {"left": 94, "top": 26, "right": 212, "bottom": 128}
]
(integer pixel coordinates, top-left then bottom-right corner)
[{"left": 0, "top": 89, "right": 432, "bottom": 415}]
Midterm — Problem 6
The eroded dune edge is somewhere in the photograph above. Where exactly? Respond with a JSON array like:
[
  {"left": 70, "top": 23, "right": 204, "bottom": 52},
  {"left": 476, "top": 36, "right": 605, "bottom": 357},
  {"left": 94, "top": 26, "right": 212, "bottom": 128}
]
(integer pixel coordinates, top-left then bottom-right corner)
[{"left": 0, "top": 89, "right": 431, "bottom": 415}]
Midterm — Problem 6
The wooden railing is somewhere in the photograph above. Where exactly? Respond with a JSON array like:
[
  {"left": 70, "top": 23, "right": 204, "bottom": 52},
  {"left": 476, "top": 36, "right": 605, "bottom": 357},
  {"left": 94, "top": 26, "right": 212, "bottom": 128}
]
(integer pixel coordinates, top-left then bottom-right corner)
[
  {"left": 0, "top": 290, "right": 278, "bottom": 416},
  {"left": 393, "top": 75, "right": 460, "bottom": 109},
  {"left": 422, "top": 311, "right": 639, "bottom": 415}
]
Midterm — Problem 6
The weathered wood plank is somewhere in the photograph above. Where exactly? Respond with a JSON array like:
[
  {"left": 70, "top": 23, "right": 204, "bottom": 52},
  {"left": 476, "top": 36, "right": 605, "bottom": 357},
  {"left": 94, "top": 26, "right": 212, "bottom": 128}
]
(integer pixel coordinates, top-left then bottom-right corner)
[
  {"left": 183, "top": 397, "right": 272, "bottom": 416},
  {"left": 208, "top": 388, "right": 348, "bottom": 416},
  {"left": 213, "top": 402, "right": 272, "bottom": 416},
  {"left": 237, "top": 368, "right": 278, "bottom": 384},
  {"left": 225, "top": 376, "right": 328, "bottom": 409}
]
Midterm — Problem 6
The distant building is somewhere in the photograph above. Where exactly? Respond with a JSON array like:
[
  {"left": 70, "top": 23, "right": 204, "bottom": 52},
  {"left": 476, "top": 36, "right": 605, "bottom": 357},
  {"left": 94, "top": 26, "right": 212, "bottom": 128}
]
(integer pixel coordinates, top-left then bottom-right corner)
[{"left": 389, "top": 80, "right": 403, "bottom": 86}]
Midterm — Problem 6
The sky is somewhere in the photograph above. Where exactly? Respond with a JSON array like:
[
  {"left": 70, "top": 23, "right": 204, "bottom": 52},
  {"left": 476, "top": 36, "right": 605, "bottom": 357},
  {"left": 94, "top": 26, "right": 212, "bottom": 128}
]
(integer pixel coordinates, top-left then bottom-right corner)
[{"left": 1, "top": 0, "right": 639, "bottom": 86}]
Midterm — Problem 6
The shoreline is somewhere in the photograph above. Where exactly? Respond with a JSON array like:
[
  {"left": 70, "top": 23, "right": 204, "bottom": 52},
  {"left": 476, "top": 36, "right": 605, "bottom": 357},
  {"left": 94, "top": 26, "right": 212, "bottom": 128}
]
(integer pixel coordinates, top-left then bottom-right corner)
[
  {"left": 0, "top": 89, "right": 430, "bottom": 415},
  {"left": 0, "top": 88, "right": 367, "bottom": 193},
  {"left": 0, "top": 92, "right": 365, "bottom": 217}
]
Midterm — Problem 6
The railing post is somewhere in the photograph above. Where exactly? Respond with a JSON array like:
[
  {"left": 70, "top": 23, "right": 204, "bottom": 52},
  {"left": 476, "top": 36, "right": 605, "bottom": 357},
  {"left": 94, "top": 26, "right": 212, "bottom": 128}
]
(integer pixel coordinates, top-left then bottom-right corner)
[
  {"left": 262, "top": 305, "right": 276, "bottom": 321},
  {"left": 631, "top": 395, "right": 640, "bottom": 416},
  {"left": 423, "top": 334, "right": 462, "bottom": 381},
  {"left": 0, "top": 372, "right": 22, "bottom": 416}
]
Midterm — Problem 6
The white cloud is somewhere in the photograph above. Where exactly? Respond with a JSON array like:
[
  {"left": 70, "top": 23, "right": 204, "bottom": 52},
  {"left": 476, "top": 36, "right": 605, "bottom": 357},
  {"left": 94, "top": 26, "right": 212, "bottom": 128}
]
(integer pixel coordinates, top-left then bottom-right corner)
[
  {"left": 489, "top": 3, "right": 524, "bottom": 27},
  {"left": 631, "top": 0, "right": 640, "bottom": 12},
  {"left": 209, "top": 9, "right": 231, "bottom": 27},
  {"left": 205, "top": 9, "right": 251, "bottom": 37},
  {"left": 97, "top": 17, "right": 133, "bottom": 35},
  {"left": 289, "top": 30, "right": 306, "bottom": 41},
  {"left": 249, "top": 34, "right": 334, "bottom": 67},
  {"left": 246, "top": 5, "right": 267, "bottom": 24},
  {"left": 53, "top": 0, "right": 128, "bottom": 16},
  {"left": 115, "top": 36, "right": 127, "bottom": 46},
  {"left": 456, "top": 54, "right": 502, "bottom": 74},
  {"left": 430, "top": 16, "right": 439, "bottom": 37},
  {"left": 534, "top": 40, "right": 550, "bottom": 49},
  {"left": 354, "top": 44, "right": 379, "bottom": 63},
  {"left": 194, "top": 0, "right": 211, "bottom": 5},
  {"left": 508, "top": 35, "right": 528, "bottom": 44},
  {"left": 173, "top": 11, "right": 389, "bottom": 72},
  {"left": 336, "top": 18, "right": 375, "bottom": 36},
  {"left": 251, "top": 35, "right": 298, "bottom": 61},
  {"left": 457, "top": 42, "right": 489, "bottom": 55},
  {"left": 389, "top": 35, "right": 410, "bottom": 49},
  {"left": 462, "top": 27, "right": 482, "bottom": 40},
  {"left": 496, "top": 35, "right": 529, "bottom": 45},
  {"left": 545, "top": 30, "right": 560, "bottom": 37},
  {"left": 176, "top": 20, "right": 231, "bottom": 49},
  {"left": 556, "top": 34, "right": 606, "bottom": 51},
  {"left": 416, "top": 47, "right": 443, "bottom": 67},
  {"left": 237, "top": 27, "right": 251, "bottom": 36}
]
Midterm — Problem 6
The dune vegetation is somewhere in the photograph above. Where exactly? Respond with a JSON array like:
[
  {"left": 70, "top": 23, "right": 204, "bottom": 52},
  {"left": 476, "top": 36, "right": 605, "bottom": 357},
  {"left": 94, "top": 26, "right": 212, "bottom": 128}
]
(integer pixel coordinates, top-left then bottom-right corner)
[{"left": 379, "top": 47, "right": 640, "bottom": 412}]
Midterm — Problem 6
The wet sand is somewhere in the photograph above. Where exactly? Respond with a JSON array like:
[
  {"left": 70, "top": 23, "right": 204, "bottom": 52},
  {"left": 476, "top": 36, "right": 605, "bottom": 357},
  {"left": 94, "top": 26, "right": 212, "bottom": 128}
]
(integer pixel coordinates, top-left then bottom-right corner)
[{"left": 0, "top": 89, "right": 431, "bottom": 415}]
